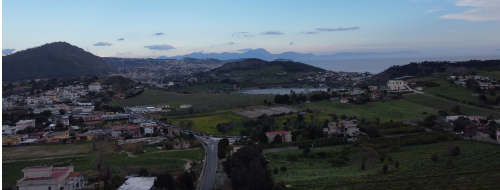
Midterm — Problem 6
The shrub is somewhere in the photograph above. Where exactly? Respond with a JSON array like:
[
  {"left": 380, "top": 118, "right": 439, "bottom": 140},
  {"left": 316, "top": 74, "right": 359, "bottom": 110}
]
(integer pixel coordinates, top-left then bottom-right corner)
[
  {"left": 286, "top": 153, "right": 298, "bottom": 161},
  {"left": 395, "top": 161, "right": 399, "bottom": 169},
  {"left": 318, "top": 152, "right": 327, "bottom": 158},
  {"left": 383, "top": 164, "right": 389, "bottom": 174},
  {"left": 328, "top": 158, "right": 347, "bottom": 167},
  {"left": 449, "top": 145, "right": 461, "bottom": 156}
]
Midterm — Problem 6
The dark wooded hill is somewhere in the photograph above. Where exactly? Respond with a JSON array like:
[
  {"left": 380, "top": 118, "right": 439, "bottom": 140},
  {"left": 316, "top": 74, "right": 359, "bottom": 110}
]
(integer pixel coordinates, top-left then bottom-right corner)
[
  {"left": 371, "top": 59, "right": 500, "bottom": 83},
  {"left": 211, "top": 58, "right": 325, "bottom": 73},
  {"left": 2, "top": 42, "right": 114, "bottom": 82}
]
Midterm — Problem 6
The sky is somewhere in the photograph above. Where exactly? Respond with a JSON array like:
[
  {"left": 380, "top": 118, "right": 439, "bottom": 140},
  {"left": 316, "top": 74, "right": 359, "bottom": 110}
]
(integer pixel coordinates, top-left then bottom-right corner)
[{"left": 2, "top": 0, "right": 500, "bottom": 58}]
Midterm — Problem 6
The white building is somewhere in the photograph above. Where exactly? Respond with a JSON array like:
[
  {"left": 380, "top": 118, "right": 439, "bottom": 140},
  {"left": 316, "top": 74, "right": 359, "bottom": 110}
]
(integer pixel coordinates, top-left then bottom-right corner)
[
  {"left": 387, "top": 80, "right": 411, "bottom": 91},
  {"left": 140, "top": 122, "right": 158, "bottom": 134},
  {"left": 180, "top": 104, "right": 192, "bottom": 108},
  {"left": 16, "top": 120, "right": 35, "bottom": 131},
  {"left": 16, "top": 165, "right": 85, "bottom": 190},
  {"left": 118, "top": 177, "right": 156, "bottom": 190},
  {"left": 2, "top": 125, "right": 18, "bottom": 135},
  {"left": 265, "top": 131, "right": 292, "bottom": 144},
  {"left": 88, "top": 82, "right": 101, "bottom": 92},
  {"left": 325, "top": 120, "right": 359, "bottom": 137}
]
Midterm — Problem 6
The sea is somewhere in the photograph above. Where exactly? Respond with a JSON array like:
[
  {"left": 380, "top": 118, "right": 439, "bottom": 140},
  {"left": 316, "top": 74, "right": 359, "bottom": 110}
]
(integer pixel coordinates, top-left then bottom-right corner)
[{"left": 299, "top": 55, "right": 500, "bottom": 74}]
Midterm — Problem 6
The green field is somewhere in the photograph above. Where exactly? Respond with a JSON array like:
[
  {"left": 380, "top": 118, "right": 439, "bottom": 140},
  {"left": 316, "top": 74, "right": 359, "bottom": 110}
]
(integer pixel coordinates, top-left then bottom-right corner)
[
  {"left": 110, "top": 89, "right": 274, "bottom": 108},
  {"left": 2, "top": 148, "right": 204, "bottom": 188},
  {"left": 478, "top": 69, "right": 500, "bottom": 81},
  {"left": 404, "top": 93, "right": 499, "bottom": 116},
  {"left": 417, "top": 77, "right": 498, "bottom": 108},
  {"left": 298, "top": 99, "right": 437, "bottom": 122},
  {"left": 266, "top": 140, "right": 500, "bottom": 189},
  {"left": 176, "top": 83, "right": 233, "bottom": 94},
  {"left": 171, "top": 113, "right": 249, "bottom": 135},
  {"left": 2, "top": 142, "right": 94, "bottom": 160}
]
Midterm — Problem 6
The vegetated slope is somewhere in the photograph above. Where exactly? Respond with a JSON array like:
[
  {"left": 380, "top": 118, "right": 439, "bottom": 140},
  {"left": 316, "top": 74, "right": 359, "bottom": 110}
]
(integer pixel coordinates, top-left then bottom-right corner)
[
  {"left": 212, "top": 58, "right": 325, "bottom": 73},
  {"left": 2, "top": 42, "right": 115, "bottom": 82},
  {"left": 99, "top": 76, "right": 136, "bottom": 92},
  {"left": 371, "top": 59, "right": 500, "bottom": 83}
]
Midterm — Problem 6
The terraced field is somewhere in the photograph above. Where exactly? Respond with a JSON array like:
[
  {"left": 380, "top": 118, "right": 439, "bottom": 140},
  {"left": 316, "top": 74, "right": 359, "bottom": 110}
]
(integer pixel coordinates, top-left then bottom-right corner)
[
  {"left": 266, "top": 140, "right": 500, "bottom": 189},
  {"left": 404, "top": 93, "right": 498, "bottom": 116},
  {"left": 110, "top": 89, "right": 274, "bottom": 108}
]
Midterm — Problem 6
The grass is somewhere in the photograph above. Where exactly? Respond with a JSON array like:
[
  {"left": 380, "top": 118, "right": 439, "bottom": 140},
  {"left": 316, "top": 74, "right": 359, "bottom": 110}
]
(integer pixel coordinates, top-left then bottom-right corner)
[
  {"left": 404, "top": 93, "right": 499, "bottom": 116},
  {"left": 417, "top": 77, "right": 498, "bottom": 108},
  {"left": 2, "top": 142, "right": 94, "bottom": 160},
  {"left": 2, "top": 148, "right": 205, "bottom": 188},
  {"left": 110, "top": 89, "right": 274, "bottom": 108},
  {"left": 296, "top": 99, "right": 437, "bottom": 122},
  {"left": 478, "top": 69, "right": 500, "bottom": 81},
  {"left": 176, "top": 83, "right": 233, "bottom": 94},
  {"left": 266, "top": 140, "right": 500, "bottom": 189},
  {"left": 170, "top": 113, "right": 249, "bottom": 135}
]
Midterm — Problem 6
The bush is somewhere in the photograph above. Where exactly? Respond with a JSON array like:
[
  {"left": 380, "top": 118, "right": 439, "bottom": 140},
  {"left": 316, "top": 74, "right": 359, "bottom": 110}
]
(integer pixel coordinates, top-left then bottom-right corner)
[
  {"left": 286, "top": 153, "right": 298, "bottom": 161},
  {"left": 449, "top": 145, "right": 461, "bottom": 156},
  {"left": 318, "top": 152, "right": 327, "bottom": 158},
  {"left": 328, "top": 158, "right": 347, "bottom": 167},
  {"left": 383, "top": 164, "right": 389, "bottom": 174}
]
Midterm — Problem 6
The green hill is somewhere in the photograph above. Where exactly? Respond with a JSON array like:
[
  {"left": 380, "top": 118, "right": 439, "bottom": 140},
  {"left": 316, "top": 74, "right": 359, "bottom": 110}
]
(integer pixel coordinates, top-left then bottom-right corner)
[{"left": 2, "top": 42, "right": 115, "bottom": 82}]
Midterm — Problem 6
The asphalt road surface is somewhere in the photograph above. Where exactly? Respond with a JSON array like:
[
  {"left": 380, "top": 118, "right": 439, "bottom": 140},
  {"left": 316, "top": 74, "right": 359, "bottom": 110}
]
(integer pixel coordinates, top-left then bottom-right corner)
[{"left": 197, "top": 136, "right": 218, "bottom": 190}]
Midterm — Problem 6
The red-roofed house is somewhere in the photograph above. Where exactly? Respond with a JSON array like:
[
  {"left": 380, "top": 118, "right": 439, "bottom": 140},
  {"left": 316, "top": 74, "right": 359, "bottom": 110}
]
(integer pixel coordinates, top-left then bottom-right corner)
[
  {"left": 17, "top": 165, "right": 85, "bottom": 190},
  {"left": 265, "top": 131, "right": 292, "bottom": 144}
]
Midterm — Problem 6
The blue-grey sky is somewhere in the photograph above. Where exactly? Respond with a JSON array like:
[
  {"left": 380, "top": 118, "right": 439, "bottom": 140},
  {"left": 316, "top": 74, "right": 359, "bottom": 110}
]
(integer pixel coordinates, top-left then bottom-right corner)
[{"left": 2, "top": 0, "right": 500, "bottom": 58}]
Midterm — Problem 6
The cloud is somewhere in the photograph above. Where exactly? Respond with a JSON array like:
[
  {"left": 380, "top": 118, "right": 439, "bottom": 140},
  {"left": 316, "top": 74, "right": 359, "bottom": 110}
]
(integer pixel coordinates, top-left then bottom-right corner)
[
  {"left": 290, "top": 42, "right": 294, "bottom": 45},
  {"left": 440, "top": 0, "right": 500, "bottom": 21},
  {"left": 228, "top": 42, "right": 234, "bottom": 45},
  {"left": 144, "top": 44, "right": 178, "bottom": 51},
  {"left": 2, "top": 48, "right": 15, "bottom": 55},
  {"left": 303, "top": 31, "right": 318, "bottom": 34},
  {"left": 117, "top": 38, "right": 125, "bottom": 41},
  {"left": 93, "top": 41, "right": 112, "bottom": 46},
  {"left": 154, "top": 32, "right": 164, "bottom": 36},
  {"left": 261, "top": 31, "right": 284, "bottom": 35},
  {"left": 244, "top": 35, "right": 254, "bottom": 37},
  {"left": 426, "top": 8, "right": 443, "bottom": 13},
  {"left": 116, "top": 51, "right": 135, "bottom": 56},
  {"left": 233, "top": 32, "right": 248, "bottom": 34},
  {"left": 237, "top": 48, "right": 253, "bottom": 52},
  {"left": 315, "top": 26, "right": 360, "bottom": 31}
]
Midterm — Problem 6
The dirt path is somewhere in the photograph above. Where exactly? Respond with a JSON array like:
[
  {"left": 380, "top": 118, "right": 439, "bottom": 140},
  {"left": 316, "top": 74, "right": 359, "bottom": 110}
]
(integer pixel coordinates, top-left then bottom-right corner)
[{"left": 183, "top": 158, "right": 192, "bottom": 171}]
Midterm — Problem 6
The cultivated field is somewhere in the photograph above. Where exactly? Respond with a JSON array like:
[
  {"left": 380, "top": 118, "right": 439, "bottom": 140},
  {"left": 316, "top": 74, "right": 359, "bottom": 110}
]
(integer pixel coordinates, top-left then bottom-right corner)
[
  {"left": 2, "top": 147, "right": 204, "bottom": 188},
  {"left": 171, "top": 113, "right": 249, "bottom": 135},
  {"left": 2, "top": 142, "right": 94, "bottom": 160},
  {"left": 404, "top": 93, "right": 498, "bottom": 116},
  {"left": 110, "top": 89, "right": 274, "bottom": 108},
  {"left": 235, "top": 106, "right": 300, "bottom": 118},
  {"left": 298, "top": 99, "right": 437, "bottom": 122},
  {"left": 266, "top": 140, "right": 500, "bottom": 189}
]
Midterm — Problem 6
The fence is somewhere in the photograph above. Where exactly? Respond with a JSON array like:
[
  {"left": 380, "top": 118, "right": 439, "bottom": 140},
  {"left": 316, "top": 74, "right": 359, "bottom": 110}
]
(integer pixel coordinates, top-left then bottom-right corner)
[{"left": 262, "top": 146, "right": 298, "bottom": 154}]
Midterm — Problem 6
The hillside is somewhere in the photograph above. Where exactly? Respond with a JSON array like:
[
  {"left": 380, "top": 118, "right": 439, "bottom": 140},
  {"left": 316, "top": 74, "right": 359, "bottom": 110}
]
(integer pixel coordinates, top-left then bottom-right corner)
[
  {"left": 99, "top": 76, "right": 136, "bottom": 92},
  {"left": 2, "top": 42, "right": 115, "bottom": 82},
  {"left": 212, "top": 58, "right": 324, "bottom": 73},
  {"left": 371, "top": 59, "right": 500, "bottom": 83}
]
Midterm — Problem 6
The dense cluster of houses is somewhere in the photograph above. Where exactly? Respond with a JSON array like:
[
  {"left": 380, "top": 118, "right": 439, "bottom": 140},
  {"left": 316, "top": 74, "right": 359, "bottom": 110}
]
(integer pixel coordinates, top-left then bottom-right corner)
[
  {"left": 2, "top": 82, "right": 117, "bottom": 110},
  {"left": 445, "top": 115, "right": 500, "bottom": 143}
]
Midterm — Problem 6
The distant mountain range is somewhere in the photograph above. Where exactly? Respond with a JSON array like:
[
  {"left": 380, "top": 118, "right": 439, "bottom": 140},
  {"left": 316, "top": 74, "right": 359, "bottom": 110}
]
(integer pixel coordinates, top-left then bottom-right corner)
[
  {"left": 157, "top": 48, "right": 423, "bottom": 61},
  {"left": 2, "top": 42, "right": 114, "bottom": 82}
]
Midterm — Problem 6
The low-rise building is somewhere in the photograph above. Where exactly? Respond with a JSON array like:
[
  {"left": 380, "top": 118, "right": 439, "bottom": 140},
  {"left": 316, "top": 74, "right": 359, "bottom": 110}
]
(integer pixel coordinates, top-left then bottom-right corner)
[
  {"left": 326, "top": 120, "right": 359, "bottom": 137},
  {"left": 265, "top": 131, "right": 292, "bottom": 144},
  {"left": 112, "top": 125, "right": 139, "bottom": 137},
  {"left": 16, "top": 119, "right": 35, "bottom": 131},
  {"left": 2, "top": 125, "right": 18, "bottom": 135},
  {"left": 387, "top": 80, "right": 411, "bottom": 91},
  {"left": 16, "top": 165, "right": 85, "bottom": 190},
  {"left": 2, "top": 134, "right": 21, "bottom": 146},
  {"left": 140, "top": 122, "right": 158, "bottom": 134},
  {"left": 117, "top": 177, "right": 156, "bottom": 190},
  {"left": 76, "top": 133, "right": 98, "bottom": 142}
]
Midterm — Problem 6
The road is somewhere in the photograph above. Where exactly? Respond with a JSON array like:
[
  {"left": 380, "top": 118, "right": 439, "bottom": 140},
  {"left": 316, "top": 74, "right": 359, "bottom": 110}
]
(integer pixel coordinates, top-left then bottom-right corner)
[{"left": 197, "top": 136, "right": 218, "bottom": 190}]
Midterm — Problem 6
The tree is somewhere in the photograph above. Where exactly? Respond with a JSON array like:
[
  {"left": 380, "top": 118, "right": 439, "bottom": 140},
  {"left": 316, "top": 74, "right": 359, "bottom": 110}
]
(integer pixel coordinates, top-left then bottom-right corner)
[
  {"left": 221, "top": 146, "right": 274, "bottom": 190},
  {"left": 395, "top": 161, "right": 399, "bottom": 169},
  {"left": 177, "top": 171, "right": 194, "bottom": 190},
  {"left": 273, "top": 167, "right": 279, "bottom": 175},
  {"left": 78, "top": 117, "right": 85, "bottom": 125},
  {"left": 280, "top": 166, "right": 287, "bottom": 174},
  {"left": 424, "top": 114, "right": 438, "bottom": 127},
  {"left": 303, "top": 147, "right": 311, "bottom": 155},
  {"left": 153, "top": 172, "right": 176, "bottom": 190},
  {"left": 382, "top": 164, "right": 388, "bottom": 174},
  {"left": 450, "top": 105, "right": 462, "bottom": 115},
  {"left": 273, "top": 134, "right": 283, "bottom": 144},
  {"left": 41, "top": 110, "right": 52, "bottom": 117},
  {"left": 361, "top": 161, "right": 366, "bottom": 171},
  {"left": 58, "top": 109, "right": 66, "bottom": 115}
]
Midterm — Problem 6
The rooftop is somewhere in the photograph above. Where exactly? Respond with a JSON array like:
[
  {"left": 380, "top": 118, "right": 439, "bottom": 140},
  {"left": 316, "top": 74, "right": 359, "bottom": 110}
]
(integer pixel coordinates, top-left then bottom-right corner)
[{"left": 266, "top": 131, "right": 291, "bottom": 135}]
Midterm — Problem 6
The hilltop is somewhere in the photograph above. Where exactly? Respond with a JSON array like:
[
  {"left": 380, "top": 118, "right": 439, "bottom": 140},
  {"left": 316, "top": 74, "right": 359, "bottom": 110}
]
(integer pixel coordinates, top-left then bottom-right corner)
[
  {"left": 371, "top": 59, "right": 500, "bottom": 84},
  {"left": 2, "top": 42, "right": 115, "bottom": 82},
  {"left": 211, "top": 58, "right": 324, "bottom": 73}
]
